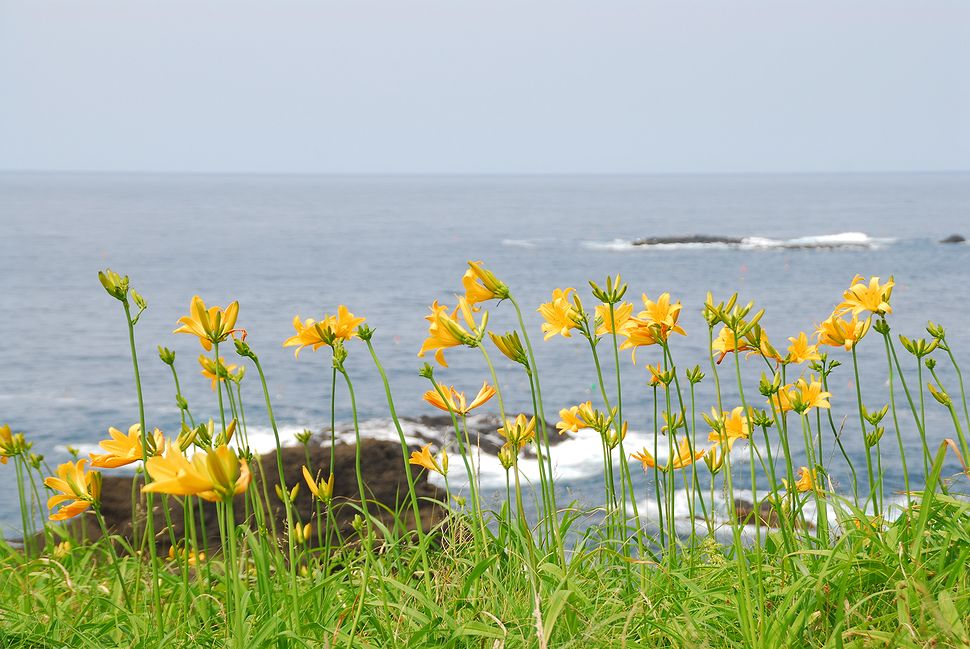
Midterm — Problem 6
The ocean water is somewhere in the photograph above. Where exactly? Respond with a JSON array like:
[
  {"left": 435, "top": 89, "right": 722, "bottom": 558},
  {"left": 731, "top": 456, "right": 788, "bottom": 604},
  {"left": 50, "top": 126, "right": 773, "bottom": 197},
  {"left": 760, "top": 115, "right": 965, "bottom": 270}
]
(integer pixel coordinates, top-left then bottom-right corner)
[{"left": 2, "top": 172, "right": 969, "bottom": 538}]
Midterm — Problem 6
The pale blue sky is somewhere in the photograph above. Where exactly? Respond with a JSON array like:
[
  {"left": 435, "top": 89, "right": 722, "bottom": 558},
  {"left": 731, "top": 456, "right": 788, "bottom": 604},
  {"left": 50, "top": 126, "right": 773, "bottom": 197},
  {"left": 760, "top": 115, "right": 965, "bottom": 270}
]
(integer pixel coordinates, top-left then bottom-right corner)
[{"left": 1, "top": 0, "right": 968, "bottom": 173}]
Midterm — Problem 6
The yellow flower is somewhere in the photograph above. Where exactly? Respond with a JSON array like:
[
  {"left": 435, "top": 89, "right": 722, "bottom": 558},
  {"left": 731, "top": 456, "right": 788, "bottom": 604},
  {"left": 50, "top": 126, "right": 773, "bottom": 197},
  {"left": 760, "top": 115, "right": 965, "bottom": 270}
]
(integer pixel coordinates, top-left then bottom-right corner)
[
  {"left": 283, "top": 306, "right": 366, "bottom": 357},
  {"left": 173, "top": 295, "right": 243, "bottom": 351},
  {"left": 90, "top": 424, "right": 165, "bottom": 469},
  {"left": 632, "top": 438, "right": 704, "bottom": 472},
  {"left": 324, "top": 305, "right": 367, "bottom": 342},
  {"left": 418, "top": 298, "right": 483, "bottom": 367},
  {"left": 463, "top": 261, "right": 508, "bottom": 306},
  {"left": 707, "top": 407, "right": 751, "bottom": 450},
  {"left": 538, "top": 288, "right": 580, "bottom": 340},
  {"left": 773, "top": 376, "right": 832, "bottom": 414},
  {"left": 631, "top": 447, "right": 657, "bottom": 469},
  {"left": 786, "top": 332, "right": 821, "bottom": 364},
  {"left": 595, "top": 302, "right": 633, "bottom": 336},
  {"left": 636, "top": 293, "right": 686, "bottom": 340},
  {"left": 198, "top": 355, "right": 239, "bottom": 391},
  {"left": 302, "top": 465, "right": 335, "bottom": 502},
  {"left": 408, "top": 444, "right": 447, "bottom": 476},
  {"left": 0, "top": 424, "right": 28, "bottom": 464},
  {"left": 142, "top": 444, "right": 251, "bottom": 502},
  {"left": 711, "top": 326, "right": 754, "bottom": 363},
  {"left": 817, "top": 312, "right": 871, "bottom": 351},
  {"left": 783, "top": 466, "right": 820, "bottom": 493},
  {"left": 838, "top": 275, "right": 893, "bottom": 317},
  {"left": 618, "top": 319, "right": 659, "bottom": 362},
  {"left": 422, "top": 381, "right": 496, "bottom": 416},
  {"left": 497, "top": 414, "right": 536, "bottom": 449},
  {"left": 44, "top": 459, "right": 101, "bottom": 521},
  {"left": 167, "top": 546, "right": 206, "bottom": 565},
  {"left": 645, "top": 362, "right": 667, "bottom": 387},
  {"left": 556, "top": 402, "right": 594, "bottom": 434}
]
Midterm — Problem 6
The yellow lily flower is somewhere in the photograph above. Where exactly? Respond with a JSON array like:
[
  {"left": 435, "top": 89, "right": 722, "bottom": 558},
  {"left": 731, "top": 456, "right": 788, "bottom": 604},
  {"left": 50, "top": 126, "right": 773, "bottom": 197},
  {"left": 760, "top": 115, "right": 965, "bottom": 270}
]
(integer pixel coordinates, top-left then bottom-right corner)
[
  {"left": 0, "top": 424, "right": 28, "bottom": 464},
  {"left": 168, "top": 546, "right": 206, "bottom": 565},
  {"left": 556, "top": 402, "right": 593, "bottom": 434},
  {"left": 173, "top": 295, "right": 244, "bottom": 351},
  {"left": 595, "top": 301, "right": 633, "bottom": 336},
  {"left": 706, "top": 407, "right": 751, "bottom": 450},
  {"left": 198, "top": 355, "right": 239, "bottom": 391},
  {"left": 773, "top": 376, "right": 832, "bottom": 414},
  {"left": 497, "top": 414, "right": 536, "bottom": 449},
  {"left": 90, "top": 424, "right": 165, "bottom": 469},
  {"left": 422, "top": 381, "right": 496, "bottom": 416},
  {"left": 636, "top": 293, "right": 686, "bottom": 340},
  {"left": 711, "top": 326, "right": 754, "bottom": 363},
  {"left": 324, "top": 305, "right": 367, "bottom": 341},
  {"left": 142, "top": 444, "right": 251, "bottom": 503},
  {"left": 838, "top": 275, "right": 893, "bottom": 317},
  {"left": 632, "top": 437, "right": 704, "bottom": 472},
  {"left": 645, "top": 362, "right": 668, "bottom": 387},
  {"left": 817, "top": 312, "right": 871, "bottom": 351},
  {"left": 418, "top": 298, "right": 483, "bottom": 367},
  {"left": 786, "top": 332, "right": 821, "bottom": 364},
  {"left": 283, "top": 306, "right": 365, "bottom": 357},
  {"left": 408, "top": 444, "right": 447, "bottom": 476},
  {"left": 44, "top": 459, "right": 101, "bottom": 521},
  {"left": 538, "top": 288, "right": 580, "bottom": 341},
  {"left": 302, "top": 465, "right": 335, "bottom": 502},
  {"left": 283, "top": 316, "right": 331, "bottom": 357},
  {"left": 463, "top": 261, "right": 508, "bottom": 306},
  {"left": 783, "top": 466, "right": 820, "bottom": 493}
]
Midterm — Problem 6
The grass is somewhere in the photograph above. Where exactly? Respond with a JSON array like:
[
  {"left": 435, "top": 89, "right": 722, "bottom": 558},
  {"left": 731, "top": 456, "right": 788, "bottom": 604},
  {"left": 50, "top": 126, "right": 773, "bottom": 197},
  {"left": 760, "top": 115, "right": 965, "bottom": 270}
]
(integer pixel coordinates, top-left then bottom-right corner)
[{"left": 1, "top": 266, "right": 969, "bottom": 647}]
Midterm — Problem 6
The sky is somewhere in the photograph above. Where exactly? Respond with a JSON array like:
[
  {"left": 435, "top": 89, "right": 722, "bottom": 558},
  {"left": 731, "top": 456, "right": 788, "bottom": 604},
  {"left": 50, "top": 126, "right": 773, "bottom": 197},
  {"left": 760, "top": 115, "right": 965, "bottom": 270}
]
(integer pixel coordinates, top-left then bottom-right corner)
[{"left": 1, "top": 0, "right": 968, "bottom": 174}]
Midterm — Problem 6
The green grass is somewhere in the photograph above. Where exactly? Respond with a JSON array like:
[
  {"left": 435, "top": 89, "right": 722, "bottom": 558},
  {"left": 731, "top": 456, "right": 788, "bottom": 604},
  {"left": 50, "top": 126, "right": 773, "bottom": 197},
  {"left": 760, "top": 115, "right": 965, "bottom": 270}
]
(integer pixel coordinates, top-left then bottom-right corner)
[{"left": 1, "top": 487, "right": 968, "bottom": 648}]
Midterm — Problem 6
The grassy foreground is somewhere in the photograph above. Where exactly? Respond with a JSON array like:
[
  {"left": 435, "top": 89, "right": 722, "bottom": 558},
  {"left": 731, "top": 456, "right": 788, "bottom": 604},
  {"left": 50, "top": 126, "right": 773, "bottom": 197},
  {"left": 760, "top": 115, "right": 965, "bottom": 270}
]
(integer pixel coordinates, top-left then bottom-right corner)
[{"left": 1, "top": 264, "right": 969, "bottom": 647}]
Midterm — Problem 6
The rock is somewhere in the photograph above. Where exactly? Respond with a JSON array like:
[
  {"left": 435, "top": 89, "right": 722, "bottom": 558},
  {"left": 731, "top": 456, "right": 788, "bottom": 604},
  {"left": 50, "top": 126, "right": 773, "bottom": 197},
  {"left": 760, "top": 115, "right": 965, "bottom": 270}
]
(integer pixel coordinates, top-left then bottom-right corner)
[
  {"left": 732, "top": 498, "right": 814, "bottom": 530},
  {"left": 632, "top": 235, "right": 744, "bottom": 246},
  {"left": 42, "top": 439, "right": 443, "bottom": 555},
  {"left": 940, "top": 234, "right": 966, "bottom": 244}
]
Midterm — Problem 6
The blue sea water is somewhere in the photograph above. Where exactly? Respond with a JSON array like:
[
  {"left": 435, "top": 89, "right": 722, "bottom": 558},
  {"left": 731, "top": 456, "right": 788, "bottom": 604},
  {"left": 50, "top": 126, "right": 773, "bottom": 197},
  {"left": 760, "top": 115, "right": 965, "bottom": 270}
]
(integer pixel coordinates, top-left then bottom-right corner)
[{"left": 1, "top": 172, "right": 969, "bottom": 538}]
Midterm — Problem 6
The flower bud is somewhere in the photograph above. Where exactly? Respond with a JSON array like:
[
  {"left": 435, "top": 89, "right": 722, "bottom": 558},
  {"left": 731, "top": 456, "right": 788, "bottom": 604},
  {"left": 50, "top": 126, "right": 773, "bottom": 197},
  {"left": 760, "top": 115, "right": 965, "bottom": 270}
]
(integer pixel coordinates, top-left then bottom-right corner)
[
  {"left": 873, "top": 318, "right": 890, "bottom": 335},
  {"left": 685, "top": 365, "right": 705, "bottom": 385},
  {"left": 130, "top": 288, "right": 148, "bottom": 312},
  {"left": 158, "top": 346, "right": 176, "bottom": 365},
  {"left": 928, "top": 382, "right": 952, "bottom": 406},
  {"left": 97, "top": 268, "right": 129, "bottom": 301}
]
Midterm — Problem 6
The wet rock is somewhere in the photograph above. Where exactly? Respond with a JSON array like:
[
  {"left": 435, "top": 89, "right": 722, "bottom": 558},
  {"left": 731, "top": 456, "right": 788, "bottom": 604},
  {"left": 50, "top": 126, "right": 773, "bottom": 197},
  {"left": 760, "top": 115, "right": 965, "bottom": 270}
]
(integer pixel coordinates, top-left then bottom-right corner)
[
  {"left": 46, "top": 439, "right": 443, "bottom": 554},
  {"left": 940, "top": 234, "right": 966, "bottom": 244},
  {"left": 632, "top": 235, "right": 743, "bottom": 246}
]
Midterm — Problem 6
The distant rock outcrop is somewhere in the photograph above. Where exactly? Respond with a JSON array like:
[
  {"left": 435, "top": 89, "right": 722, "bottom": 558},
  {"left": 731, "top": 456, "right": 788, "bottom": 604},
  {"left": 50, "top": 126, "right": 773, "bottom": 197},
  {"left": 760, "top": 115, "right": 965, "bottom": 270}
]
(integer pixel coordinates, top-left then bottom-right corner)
[
  {"left": 940, "top": 234, "right": 966, "bottom": 244},
  {"left": 632, "top": 235, "right": 743, "bottom": 246}
]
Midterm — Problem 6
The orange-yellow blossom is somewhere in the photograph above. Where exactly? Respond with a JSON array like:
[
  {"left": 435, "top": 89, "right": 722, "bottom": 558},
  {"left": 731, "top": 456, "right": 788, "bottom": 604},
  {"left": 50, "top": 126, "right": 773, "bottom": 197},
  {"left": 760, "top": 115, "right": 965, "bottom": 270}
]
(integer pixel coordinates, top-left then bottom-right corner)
[
  {"left": 707, "top": 407, "right": 751, "bottom": 450},
  {"left": 90, "top": 424, "right": 165, "bottom": 468},
  {"left": 817, "top": 312, "right": 871, "bottom": 351},
  {"left": 556, "top": 402, "right": 594, "bottom": 434},
  {"left": 44, "top": 459, "right": 101, "bottom": 521},
  {"left": 632, "top": 437, "right": 705, "bottom": 472},
  {"left": 423, "top": 381, "right": 496, "bottom": 416},
  {"left": 418, "top": 298, "right": 482, "bottom": 367},
  {"left": 173, "top": 295, "right": 243, "bottom": 351},
  {"left": 786, "top": 332, "right": 821, "bottom": 364},
  {"left": 143, "top": 443, "right": 251, "bottom": 502},
  {"left": 538, "top": 288, "right": 580, "bottom": 340},
  {"left": 838, "top": 275, "right": 893, "bottom": 317},
  {"left": 595, "top": 302, "right": 633, "bottom": 336}
]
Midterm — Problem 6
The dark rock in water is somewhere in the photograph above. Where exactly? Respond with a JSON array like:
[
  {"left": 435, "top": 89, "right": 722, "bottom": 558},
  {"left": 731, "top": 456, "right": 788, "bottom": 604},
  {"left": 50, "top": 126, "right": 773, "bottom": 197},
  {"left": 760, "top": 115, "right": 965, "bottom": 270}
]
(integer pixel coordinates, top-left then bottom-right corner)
[
  {"left": 732, "top": 497, "right": 813, "bottom": 530},
  {"left": 415, "top": 413, "right": 561, "bottom": 456},
  {"left": 632, "top": 234, "right": 744, "bottom": 246},
  {"left": 940, "top": 234, "right": 966, "bottom": 244},
  {"left": 36, "top": 439, "right": 443, "bottom": 555}
]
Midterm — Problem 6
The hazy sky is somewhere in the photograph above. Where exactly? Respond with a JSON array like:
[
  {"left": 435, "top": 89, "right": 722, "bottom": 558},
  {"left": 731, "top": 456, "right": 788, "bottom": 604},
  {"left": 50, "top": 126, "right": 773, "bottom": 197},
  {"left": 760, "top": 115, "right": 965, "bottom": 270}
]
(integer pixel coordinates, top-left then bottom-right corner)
[{"left": 1, "top": 1, "right": 968, "bottom": 174}]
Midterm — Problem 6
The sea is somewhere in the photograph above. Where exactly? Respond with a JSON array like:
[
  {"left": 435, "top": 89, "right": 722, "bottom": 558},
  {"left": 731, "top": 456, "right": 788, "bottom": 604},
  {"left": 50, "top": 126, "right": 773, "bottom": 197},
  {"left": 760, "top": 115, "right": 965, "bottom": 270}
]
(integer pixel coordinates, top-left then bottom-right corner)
[{"left": 2, "top": 172, "right": 969, "bottom": 539}]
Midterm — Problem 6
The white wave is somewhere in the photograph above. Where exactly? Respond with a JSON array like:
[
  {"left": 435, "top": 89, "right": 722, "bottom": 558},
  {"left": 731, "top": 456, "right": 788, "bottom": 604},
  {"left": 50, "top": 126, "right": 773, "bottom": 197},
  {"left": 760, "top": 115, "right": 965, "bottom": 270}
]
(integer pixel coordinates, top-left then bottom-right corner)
[{"left": 501, "top": 238, "right": 538, "bottom": 249}]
